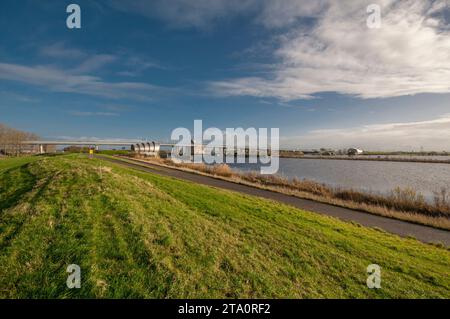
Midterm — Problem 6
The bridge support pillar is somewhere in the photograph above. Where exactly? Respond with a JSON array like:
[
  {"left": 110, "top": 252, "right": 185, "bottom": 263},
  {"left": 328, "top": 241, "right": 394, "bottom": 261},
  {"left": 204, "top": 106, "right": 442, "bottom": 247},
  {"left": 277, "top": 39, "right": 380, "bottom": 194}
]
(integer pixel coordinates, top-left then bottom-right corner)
[
  {"left": 95, "top": 145, "right": 99, "bottom": 151},
  {"left": 38, "top": 144, "right": 45, "bottom": 154}
]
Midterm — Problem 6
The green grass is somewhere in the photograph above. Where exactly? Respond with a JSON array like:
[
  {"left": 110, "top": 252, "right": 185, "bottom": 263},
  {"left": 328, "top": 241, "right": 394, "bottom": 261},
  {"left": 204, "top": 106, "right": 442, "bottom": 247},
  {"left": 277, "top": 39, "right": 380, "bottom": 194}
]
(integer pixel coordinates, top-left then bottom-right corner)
[
  {"left": 0, "top": 155, "right": 42, "bottom": 172},
  {"left": 0, "top": 154, "right": 449, "bottom": 298}
]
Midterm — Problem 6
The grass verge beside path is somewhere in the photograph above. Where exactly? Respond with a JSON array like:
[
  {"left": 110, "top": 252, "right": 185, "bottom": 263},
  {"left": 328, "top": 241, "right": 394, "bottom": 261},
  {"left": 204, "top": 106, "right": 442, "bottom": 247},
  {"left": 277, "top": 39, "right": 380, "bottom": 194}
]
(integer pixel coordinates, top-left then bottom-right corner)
[{"left": 0, "top": 154, "right": 449, "bottom": 298}]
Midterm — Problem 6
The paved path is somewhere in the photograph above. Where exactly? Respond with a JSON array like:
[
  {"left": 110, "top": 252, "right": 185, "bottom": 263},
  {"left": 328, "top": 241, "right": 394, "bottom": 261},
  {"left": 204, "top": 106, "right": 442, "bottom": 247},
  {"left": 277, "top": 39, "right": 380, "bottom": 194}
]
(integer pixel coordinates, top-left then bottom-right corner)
[{"left": 99, "top": 155, "right": 450, "bottom": 246}]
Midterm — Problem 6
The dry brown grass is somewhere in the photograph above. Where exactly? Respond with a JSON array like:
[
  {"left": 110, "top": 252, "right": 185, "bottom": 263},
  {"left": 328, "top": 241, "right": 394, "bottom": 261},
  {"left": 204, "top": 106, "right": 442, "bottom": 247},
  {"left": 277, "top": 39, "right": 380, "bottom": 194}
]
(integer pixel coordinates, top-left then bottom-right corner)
[{"left": 125, "top": 155, "right": 450, "bottom": 230}]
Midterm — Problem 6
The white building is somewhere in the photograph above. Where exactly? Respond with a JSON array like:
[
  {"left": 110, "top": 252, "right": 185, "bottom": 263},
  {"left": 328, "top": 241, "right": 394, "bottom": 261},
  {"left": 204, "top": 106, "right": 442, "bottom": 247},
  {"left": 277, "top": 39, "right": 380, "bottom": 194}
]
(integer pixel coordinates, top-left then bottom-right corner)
[{"left": 347, "top": 148, "right": 364, "bottom": 155}]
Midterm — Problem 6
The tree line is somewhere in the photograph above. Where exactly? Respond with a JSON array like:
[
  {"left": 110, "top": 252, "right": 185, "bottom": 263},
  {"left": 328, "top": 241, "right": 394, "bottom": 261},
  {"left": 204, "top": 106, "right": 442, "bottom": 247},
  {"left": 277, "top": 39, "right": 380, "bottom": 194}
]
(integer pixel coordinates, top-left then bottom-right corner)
[{"left": 0, "top": 123, "right": 40, "bottom": 156}]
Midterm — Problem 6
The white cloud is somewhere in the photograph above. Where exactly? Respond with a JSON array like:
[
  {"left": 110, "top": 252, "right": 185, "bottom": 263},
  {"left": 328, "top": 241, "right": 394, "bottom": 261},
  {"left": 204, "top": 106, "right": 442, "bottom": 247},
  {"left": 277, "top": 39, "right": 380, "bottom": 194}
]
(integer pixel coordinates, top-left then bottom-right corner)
[
  {"left": 0, "top": 62, "right": 164, "bottom": 100},
  {"left": 38, "top": 42, "right": 163, "bottom": 81},
  {"left": 71, "top": 54, "right": 117, "bottom": 74},
  {"left": 40, "top": 43, "right": 118, "bottom": 74},
  {"left": 210, "top": 0, "right": 450, "bottom": 100},
  {"left": 0, "top": 91, "right": 39, "bottom": 103},
  {"left": 39, "top": 42, "right": 86, "bottom": 59},
  {"left": 117, "top": 56, "right": 166, "bottom": 77},
  {"left": 284, "top": 114, "right": 450, "bottom": 151}
]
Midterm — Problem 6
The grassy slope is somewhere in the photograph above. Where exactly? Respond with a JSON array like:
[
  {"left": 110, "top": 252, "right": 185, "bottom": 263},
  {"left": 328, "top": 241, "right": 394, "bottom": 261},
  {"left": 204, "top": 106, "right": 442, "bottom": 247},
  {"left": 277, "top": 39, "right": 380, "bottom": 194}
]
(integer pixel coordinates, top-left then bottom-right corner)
[
  {"left": 0, "top": 154, "right": 448, "bottom": 298},
  {"left": 0, "top": 156, "right": 42, "bottom": 171}
]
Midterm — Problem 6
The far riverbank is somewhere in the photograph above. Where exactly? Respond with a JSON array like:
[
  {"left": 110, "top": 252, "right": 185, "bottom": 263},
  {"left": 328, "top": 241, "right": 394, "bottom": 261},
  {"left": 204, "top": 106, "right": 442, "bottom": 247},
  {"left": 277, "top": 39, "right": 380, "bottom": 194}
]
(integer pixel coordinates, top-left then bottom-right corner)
[{"left": 280, "top": 154, "right": 450, "bottom": 164}]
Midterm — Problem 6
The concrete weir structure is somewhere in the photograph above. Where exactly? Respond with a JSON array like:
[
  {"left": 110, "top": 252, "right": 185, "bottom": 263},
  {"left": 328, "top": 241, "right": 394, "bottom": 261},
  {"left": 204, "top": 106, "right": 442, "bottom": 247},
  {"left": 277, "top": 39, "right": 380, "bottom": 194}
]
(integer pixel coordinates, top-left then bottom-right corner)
[{"left": 131, "top": 142, "right": 161, "bottom": 156}]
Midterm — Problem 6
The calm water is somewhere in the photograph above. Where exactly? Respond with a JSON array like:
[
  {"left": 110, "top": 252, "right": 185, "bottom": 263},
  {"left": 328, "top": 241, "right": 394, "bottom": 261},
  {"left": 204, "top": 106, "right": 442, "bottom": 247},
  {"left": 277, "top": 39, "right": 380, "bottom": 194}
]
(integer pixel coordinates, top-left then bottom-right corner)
[{"left": 229, "top": 158, "right": 450, "bottom": 199}]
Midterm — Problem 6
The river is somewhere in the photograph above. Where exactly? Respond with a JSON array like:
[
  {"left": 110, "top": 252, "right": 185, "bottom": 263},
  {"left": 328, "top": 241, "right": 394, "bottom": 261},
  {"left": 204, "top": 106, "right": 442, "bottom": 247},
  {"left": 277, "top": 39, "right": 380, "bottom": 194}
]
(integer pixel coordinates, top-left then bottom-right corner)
[{"left": 229, "top": 157, "right": 450, "bottom": 200}]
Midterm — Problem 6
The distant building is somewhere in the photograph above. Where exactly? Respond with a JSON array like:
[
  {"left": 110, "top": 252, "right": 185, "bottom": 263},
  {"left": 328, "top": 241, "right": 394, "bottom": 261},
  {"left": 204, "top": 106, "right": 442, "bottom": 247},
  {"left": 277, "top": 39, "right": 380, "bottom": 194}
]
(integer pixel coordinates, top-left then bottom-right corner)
[
  {"left": 320, "top": 150, "right": 335, "bottom": 156},
  {"left": 347, "top": 148, "right": 364, "bottom": 155}
]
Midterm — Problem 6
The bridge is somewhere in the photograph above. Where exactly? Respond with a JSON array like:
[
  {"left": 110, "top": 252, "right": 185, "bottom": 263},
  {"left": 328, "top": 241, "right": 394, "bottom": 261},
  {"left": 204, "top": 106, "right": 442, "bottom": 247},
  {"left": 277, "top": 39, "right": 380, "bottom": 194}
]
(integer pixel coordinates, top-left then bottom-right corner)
[
  {"left": 21, "top": 140, "right": 172, "bottom": 154},
  {"left": 20, "top": 140, "right": 273, "bottom": 156}
]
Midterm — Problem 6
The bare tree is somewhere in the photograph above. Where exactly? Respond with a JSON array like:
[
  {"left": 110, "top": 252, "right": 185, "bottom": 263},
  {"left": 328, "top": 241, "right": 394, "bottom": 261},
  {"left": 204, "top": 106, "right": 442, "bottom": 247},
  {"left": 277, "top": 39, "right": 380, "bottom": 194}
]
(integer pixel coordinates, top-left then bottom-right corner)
[{"left": 0, "top": 123, "right": 39, "bottom": 156}]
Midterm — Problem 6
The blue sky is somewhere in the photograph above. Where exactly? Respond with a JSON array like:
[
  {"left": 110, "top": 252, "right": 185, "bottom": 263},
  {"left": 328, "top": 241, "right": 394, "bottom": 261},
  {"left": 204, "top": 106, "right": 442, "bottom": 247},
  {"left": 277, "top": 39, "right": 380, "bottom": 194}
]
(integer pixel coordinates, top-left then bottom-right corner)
[{"left": 1, "top": 0, "right": 449, "bottom": 150}]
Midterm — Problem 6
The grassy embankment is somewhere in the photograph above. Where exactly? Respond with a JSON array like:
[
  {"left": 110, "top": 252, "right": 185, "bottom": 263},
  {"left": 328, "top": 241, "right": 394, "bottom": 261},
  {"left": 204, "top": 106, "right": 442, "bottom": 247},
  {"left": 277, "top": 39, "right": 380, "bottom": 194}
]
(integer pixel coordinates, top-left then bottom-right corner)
[
  {"left": 0, "top": 154, "right": 449, "bottom": 298},
  {"left": 0, "top": 155, "right": 42, "bottom": 171},
  {"left": 129, "top": 156, "right": 450, "bottom": 230}
]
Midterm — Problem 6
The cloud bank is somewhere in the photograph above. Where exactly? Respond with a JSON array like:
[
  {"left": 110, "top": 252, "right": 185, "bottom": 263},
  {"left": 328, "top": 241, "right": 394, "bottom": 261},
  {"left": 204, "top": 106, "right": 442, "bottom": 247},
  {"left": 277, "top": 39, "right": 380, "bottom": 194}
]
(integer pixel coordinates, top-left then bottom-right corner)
[
  {"left": 211, "top": 0, "right": 450, "bottom": 100},
  {"left": 110, "top": 0, "right": 450, "bottom": 100}
]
